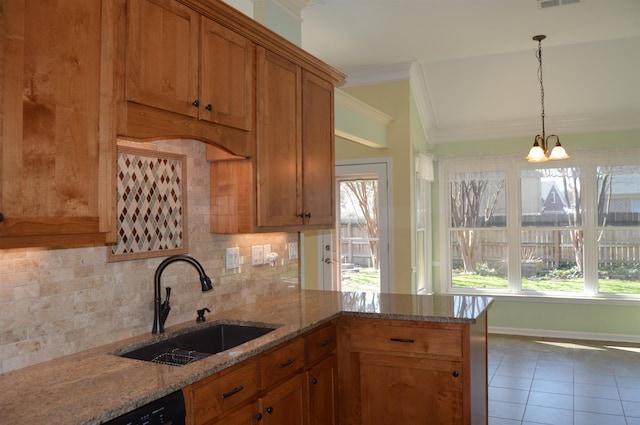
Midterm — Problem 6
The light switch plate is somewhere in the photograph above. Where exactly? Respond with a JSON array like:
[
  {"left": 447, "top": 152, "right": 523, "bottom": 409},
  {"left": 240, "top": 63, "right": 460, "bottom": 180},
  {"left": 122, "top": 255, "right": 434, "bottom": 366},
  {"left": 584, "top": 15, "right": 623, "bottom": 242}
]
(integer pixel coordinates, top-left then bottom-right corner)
[
  {"left": 251, "top": 245, "right": 264, "bottom": 266},
  {"left": 288, "top": 242, "right": 298, "bottom": 260},
  {"left": 263, "top": 244, "right": 271, "bottom": 264},
  {"left": 226, "top": 247, "right": 240, "bottom": 269}
]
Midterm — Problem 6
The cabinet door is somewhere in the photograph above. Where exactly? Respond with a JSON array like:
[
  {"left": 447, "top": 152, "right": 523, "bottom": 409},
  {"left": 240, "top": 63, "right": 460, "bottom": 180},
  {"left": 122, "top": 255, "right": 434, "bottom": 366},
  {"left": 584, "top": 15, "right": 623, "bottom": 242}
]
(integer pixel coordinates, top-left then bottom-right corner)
[
  {"left": 200, "top": 17, "right": 254, "bottom": 131},
  {"left": 0, "top": 0, "right": 115, "bottom": 247},
  {"left": 260, "top": 373, "right": 306, "bottom": 425},
  {"left": 255, "top": 47, "right": 302, "bottom": 227},
  {"left": 207, "top": 401, "right": 261, "bottom": 425},
  {"left": 307, "top": 355, "right": 338, "bottom": 425},
  {"left": 188, "top": 361, "right": 259, "bottom": 425},
  {"left": 354, "top": 353, "right": 463, "bottom": 425},
  {"left": 126, "top": 0, "right": 199, "bottom": 117},
  {"left": 301, "top": 71, "right": 335, "bottom": 226}
]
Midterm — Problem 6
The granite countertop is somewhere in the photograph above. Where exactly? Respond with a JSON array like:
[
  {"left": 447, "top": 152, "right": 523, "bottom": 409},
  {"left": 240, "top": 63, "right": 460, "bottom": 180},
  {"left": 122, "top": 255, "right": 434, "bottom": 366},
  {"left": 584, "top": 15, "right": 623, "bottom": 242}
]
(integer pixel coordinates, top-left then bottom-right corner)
[{"left": 0, "top": 290, "right": 493, "bottom": 425}]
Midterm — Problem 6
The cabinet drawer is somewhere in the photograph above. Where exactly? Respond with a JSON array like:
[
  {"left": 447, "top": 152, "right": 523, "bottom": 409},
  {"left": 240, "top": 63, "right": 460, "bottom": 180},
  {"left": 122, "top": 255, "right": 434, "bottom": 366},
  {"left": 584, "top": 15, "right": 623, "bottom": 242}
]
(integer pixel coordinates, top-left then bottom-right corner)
[
  {"left": 190, "top": 361, "right": 259, "bottom": 423},
  {"left": 349, "top": 322, "right": 462, "bottom": 358},
  {"left": 260, "top": 338, "right": 305, "bottom": 389},
  {"left": 306, "top": 325, "right": 336, "bottom": 364}
]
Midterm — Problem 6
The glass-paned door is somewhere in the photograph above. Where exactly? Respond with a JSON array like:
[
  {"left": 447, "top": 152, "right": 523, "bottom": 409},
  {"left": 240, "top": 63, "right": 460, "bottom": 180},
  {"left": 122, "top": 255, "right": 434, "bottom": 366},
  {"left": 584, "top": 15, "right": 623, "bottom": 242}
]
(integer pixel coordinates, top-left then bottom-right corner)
[{"left": 328, "top": 161, "right": 390, "bottom": 293}]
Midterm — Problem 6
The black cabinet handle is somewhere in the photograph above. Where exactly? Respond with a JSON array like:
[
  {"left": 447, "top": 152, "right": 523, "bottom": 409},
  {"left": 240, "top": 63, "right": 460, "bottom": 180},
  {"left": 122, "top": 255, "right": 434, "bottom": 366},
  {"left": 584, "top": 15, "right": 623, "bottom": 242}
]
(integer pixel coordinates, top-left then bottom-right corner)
[
  {"left": 192, "top": 99, "right": 200, "bottom": 107},
  {"left": 221, "top": 385, "right": 244, "bottom": 399},
  {"left": 390, "top": 337, "right": 415, "bottom": 343},
  {"left": 305, "top": 213, "right": 312, "bottom": 218},
  {"left": 297, "top": 213, "right": 305, "bottom": 218},
  {"left": 311, "top": 378, "right": 318, "bottom": 385},
  {"left": 255, "top": 413, "right": 263, "bottom": 421},
  {"left": 0, "top": 212, "right": 4, "bottom": 223},
  {"left": 319, "top": 339, "right": 332, "bottom": 347},
  {"left": 452, "top": 370, "right": 459, "bottom": 378},
  {"left": 266, "top": 406, "right": 273, "bottom": 414},
  {"left": 279, "top": 358, "right": 296, "bottom": 368},
  {"left": 205, "top": 103, "right": 213, "bottom": 111}
]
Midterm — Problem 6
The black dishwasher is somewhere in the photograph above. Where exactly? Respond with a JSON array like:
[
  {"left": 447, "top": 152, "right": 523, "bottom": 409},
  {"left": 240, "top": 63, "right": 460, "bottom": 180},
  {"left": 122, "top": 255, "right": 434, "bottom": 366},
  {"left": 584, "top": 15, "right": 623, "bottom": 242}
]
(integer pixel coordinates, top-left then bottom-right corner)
[{"left": 103, "top": 390, "right": 185, "bottom": 425}]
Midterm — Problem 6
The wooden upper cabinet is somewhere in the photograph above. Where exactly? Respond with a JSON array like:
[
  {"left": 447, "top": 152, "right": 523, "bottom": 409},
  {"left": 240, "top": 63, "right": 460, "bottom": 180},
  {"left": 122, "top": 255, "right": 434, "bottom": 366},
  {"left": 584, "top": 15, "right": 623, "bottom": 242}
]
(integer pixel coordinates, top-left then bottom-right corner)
[
  {"left": 253, "top": 47, "right": 335, "bottom": 230},
  {"left": 200, "top": 17, "right": 254, "bottom": 131},
  {"left": 255, "top": 47, "right": 302, "bottom": 228},
  {"left": 301, "top": 70, "right": 335, "bottom": 227},
  {"left": 126, "top": 0, "right": 254, "bottom": 131},
  {"left": 126, "top": 0, "right": 199, "bottom": 117},
  {"left": 0, "top": 0, "right": 116, "bottom": 248}
]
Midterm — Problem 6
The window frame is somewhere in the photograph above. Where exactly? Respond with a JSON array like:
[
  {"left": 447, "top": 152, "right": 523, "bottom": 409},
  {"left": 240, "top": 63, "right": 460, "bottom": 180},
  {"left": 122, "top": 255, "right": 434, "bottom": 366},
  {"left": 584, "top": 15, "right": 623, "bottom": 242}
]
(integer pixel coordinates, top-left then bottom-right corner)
[{"left": 438, "top": 148, "right": 640, "bottom": 301}]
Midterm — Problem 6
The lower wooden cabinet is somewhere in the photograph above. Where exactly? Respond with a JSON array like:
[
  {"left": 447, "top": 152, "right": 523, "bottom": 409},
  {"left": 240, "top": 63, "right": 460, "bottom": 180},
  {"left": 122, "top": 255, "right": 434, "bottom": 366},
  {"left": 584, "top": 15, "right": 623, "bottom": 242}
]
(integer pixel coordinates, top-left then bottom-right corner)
[
  {"left": 259, "top": 373, "right": 306, "bottom": 425},
  {"left": 307, "top": 355, "right": 338, "bottom": 425},
  {"left": 184, "top": 317, "right": 487, "bottom": 425},
  {"left": 205, "top": 401, "right": 261, "bottom": 425},
  {"left": 355, "top": 352, "right": 463, "bottom": 425},
  {"left": 184, "top": 324, "right": 337, "bottom": 425},
  {"left": 337, "top": 316, "right": 488, "bottom": 425}
]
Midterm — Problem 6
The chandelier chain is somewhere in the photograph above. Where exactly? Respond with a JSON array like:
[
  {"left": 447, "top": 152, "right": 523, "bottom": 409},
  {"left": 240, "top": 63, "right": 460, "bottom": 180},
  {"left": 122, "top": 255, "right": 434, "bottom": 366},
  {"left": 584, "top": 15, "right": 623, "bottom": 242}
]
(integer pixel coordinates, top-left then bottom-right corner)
[{"left": 537, "top": 40, "right": 545, "bottom": 139}]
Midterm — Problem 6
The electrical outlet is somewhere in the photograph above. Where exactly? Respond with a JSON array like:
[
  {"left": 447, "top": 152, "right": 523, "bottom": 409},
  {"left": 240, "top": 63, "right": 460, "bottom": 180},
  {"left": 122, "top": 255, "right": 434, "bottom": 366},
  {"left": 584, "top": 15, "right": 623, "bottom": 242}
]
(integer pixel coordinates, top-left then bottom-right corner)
[
  {"left": 251, "top": 245, "right": 264, "bottom": 266},
  {"left": 288, "top": 242, "right": 298, "bottom": 260},
  {"left": 225, "top": 247, "right": 240, "bottom": 269},
  {"left": 263, "top": 244, "right": 271, "bottom": 264}
]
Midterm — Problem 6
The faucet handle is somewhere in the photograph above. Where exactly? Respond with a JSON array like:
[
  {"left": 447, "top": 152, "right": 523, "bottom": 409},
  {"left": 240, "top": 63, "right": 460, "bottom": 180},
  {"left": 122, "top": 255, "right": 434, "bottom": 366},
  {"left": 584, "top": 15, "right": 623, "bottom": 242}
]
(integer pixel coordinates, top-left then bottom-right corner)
[{"left": 196, "top": 308, "right": 211, "bottom": 323}]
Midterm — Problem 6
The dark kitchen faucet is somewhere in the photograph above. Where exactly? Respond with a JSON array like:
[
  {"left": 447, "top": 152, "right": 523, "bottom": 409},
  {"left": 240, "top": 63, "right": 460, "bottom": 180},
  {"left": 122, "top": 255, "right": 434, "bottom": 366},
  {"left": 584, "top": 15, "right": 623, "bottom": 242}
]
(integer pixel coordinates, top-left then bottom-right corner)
[{"left": 152, "top": 254, "right": 213, "bottom": 334}]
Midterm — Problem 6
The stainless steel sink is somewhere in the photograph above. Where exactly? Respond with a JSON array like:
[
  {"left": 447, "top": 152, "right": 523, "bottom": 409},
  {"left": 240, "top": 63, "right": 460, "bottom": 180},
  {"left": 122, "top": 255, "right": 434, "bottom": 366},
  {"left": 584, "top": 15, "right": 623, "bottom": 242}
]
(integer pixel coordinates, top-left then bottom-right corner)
[{"left": 118, "top": 322, "right": 279, "bottom": 366}]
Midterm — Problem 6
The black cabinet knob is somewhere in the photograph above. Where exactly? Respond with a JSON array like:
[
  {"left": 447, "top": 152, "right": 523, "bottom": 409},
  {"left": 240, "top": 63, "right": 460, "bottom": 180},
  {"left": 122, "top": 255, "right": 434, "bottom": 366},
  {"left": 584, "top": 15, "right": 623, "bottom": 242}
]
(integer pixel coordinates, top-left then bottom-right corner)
[
  {"left": 452, "top": 370, "right": 459, "bottom": 378},
  {"left": 0, "top": 212, "right": 4, "bottom": 223},
  {"left": 192, "top": 100, "right": 200, "bottom": 107},
  {"left": 311, "top": 378, "right": 318, "bottom": 385},
  {"left": 305, "top": 213, "right": 312, "bottom": 218},
  {"left": 205, "top": 104, "right": 213, "bottom": 111},
  {"left": 255, "top": 413, "right": 263, "bottom": 421},
  {"left": 266, "top": 406, "right": 273, "bottom": 414}
]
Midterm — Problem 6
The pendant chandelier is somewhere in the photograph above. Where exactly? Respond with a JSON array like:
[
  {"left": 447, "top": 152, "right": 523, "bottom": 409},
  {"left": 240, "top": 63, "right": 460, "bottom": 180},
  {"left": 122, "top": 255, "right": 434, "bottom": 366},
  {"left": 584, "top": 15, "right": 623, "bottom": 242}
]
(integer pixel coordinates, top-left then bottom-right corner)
[{"left": 526, "top": 35, "right": 569, "bottom": 163}]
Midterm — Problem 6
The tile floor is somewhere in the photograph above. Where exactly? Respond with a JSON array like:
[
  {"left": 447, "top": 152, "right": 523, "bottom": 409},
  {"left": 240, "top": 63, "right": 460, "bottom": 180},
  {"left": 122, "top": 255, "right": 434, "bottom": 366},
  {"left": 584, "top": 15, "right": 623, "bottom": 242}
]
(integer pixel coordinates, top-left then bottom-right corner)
[{"left": 488, "top": 334, "right": 640, "bottom": 425}]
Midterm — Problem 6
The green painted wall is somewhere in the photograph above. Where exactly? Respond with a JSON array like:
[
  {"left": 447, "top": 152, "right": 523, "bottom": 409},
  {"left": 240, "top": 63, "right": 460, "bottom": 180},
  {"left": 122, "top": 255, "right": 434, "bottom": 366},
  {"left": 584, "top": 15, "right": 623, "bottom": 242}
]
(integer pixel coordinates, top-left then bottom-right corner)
[
  {"left": 489, "top": 300, "right": 640, "bottom": 339},
  {"left": 335, "top": 101, "right": 389, "bottom": 148}
]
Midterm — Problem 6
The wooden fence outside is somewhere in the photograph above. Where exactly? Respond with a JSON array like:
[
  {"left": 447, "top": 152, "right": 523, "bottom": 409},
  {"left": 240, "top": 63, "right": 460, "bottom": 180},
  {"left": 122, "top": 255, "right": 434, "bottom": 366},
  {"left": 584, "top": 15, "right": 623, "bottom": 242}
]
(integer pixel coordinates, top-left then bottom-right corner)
[
  {"left": 339, "top": 222, "right": 376, "bottom": 268},
  {"left": 451, "top": 228, "right": 640, "bottom": 269}
]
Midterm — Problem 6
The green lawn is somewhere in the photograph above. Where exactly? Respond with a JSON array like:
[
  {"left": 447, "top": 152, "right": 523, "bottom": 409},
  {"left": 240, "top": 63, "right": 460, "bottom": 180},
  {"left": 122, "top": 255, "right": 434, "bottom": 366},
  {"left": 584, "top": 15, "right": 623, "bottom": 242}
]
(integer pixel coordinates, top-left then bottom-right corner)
[
  {"left": 341, "top": 268, "right": 380, "bottom": 292},
  {"left": 452, "top": 274, "right": 640, "bottom": 294}
]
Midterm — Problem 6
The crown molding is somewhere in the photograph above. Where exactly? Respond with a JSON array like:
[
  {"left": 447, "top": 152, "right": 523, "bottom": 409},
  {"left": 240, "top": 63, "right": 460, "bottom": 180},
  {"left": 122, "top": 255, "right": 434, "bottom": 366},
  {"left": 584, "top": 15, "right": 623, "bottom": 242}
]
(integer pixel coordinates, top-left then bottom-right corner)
[
  {"left": 433, "top": 110, "right": 640, "bottom": 144},
  {"left": 335, "top": 89, "right": 394, "bottom": 125},
  {"left": 252, "top": 0, "right": 314, "bottom": 21},
  {"left": 409, "top": 62, "right": 437, "bottom": 147},
  {"left": 341, "top": 62, "right": 413, "bottom": 87}
]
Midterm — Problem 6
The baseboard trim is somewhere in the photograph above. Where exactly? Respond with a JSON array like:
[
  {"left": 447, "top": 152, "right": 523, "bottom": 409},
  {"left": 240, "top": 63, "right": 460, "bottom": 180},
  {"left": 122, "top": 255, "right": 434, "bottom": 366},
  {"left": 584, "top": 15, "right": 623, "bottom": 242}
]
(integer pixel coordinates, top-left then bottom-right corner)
[{"left": 489, "top": 326, "right": 640, "bottom": 344}]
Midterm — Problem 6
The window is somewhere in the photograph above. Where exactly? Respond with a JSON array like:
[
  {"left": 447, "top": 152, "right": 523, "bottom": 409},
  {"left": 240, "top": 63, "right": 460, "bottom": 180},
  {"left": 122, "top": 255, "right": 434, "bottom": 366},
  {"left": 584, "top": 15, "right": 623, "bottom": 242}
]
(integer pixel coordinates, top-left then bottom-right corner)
[{"left": 440, "top": 149, "right": 640, "bottom": 299}]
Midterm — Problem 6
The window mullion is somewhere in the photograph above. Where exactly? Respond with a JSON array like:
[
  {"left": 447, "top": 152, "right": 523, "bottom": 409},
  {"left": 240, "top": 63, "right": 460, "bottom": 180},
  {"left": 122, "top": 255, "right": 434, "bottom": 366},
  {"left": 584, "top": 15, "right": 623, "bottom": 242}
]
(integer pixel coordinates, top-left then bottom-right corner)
[
  {"left": 582, "top": 163, "right": 598, "bottom": 295},
  {"left": 509, "top": 161, "right": 522, "bottom": 293}
]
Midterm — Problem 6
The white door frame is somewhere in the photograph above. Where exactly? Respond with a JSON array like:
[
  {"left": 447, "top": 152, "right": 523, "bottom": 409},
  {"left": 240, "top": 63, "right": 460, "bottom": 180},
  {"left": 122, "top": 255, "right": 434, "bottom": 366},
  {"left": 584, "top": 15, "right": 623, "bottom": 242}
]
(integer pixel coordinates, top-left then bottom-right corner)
[{"left": 319, "top": 158, "right": 393, "bottom": 293}]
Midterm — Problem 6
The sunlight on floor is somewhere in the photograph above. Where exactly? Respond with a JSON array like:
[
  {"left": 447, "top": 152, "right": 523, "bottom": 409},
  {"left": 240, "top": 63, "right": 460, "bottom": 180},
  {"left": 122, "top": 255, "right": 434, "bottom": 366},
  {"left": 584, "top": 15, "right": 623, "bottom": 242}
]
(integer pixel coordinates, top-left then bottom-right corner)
[
  {"left": 606, "top": 345, "right": 640, "bottom": 354},
  {"left": 534, "top": 340, "right": 606, "bottom": 351}
]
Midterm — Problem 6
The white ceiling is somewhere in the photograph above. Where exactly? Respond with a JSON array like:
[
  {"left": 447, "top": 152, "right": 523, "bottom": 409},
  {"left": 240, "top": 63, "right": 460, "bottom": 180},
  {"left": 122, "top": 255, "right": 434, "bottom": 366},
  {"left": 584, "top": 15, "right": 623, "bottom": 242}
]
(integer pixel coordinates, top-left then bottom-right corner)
[{"left": 228, "top": 0, "right": 640, "bottom": 145}]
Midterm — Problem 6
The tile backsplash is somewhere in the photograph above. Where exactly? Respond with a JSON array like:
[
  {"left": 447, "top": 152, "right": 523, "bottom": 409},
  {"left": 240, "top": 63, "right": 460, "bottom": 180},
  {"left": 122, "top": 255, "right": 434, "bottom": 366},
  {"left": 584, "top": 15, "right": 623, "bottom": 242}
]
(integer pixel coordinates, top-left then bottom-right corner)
[{"left": 0, "top": 140, "right": 299, "bottom": 374}]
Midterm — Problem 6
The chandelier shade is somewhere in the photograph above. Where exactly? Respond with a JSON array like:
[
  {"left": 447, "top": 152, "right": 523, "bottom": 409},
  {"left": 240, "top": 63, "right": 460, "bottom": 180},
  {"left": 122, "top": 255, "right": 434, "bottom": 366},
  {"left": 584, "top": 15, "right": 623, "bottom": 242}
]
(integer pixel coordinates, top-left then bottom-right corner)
[{"left": 526, "top": 35, "right": 569, "bottom": 163}]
